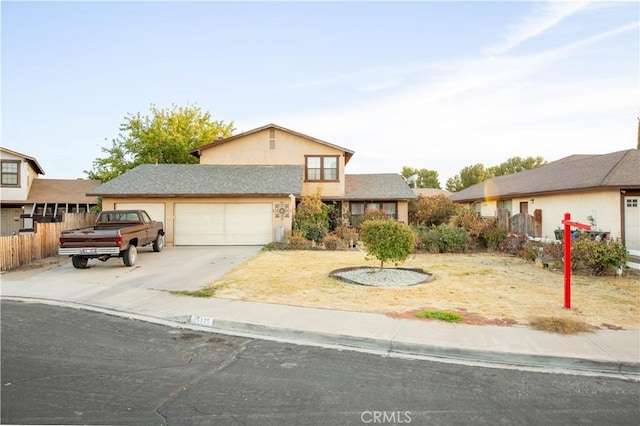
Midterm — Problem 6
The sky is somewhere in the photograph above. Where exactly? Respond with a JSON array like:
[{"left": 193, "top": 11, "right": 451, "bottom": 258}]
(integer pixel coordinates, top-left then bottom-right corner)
[{"left": 2, "top": 0, "right": 638, "bottom": 186}]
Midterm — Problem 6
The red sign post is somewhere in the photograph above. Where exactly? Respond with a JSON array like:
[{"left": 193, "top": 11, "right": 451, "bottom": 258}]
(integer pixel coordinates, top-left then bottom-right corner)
[{"left": 561, "top": 213, "right": 592, "bottom": 309}]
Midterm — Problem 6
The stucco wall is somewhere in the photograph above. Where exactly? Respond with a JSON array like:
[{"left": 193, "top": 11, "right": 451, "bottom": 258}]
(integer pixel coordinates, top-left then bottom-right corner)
[
  {"left": 462, "top": 189, "right": 622, "bottom": 241},
  {"left": 198, "top": 129, "right": 347, "bottom": 197},
  {"left": 102, "top": 196, "right": 294, "bottom": 246}
]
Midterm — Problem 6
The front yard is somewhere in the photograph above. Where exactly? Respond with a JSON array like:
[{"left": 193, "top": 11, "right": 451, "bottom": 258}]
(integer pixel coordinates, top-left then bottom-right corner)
[{"left": 206, "top": 250, "right": 639, "bottom": 330}]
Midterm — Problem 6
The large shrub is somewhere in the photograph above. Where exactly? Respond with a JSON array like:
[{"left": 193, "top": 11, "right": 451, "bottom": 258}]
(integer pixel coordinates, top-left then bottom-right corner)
[
  {"left": 408, "top": 194, "right": 460, "bottom": 226},
  {"left": 454, "top": 209, "right": 500, "bottom": 249},
  {"left": 414, "top": 224, "right": 468, "bottom": 253},
  {"left": 572, "top": 238, "right": 629, "bottom": 275},
  {"left": 361, "top": 220, "right": 416, "bottom": 269},
  {"left": 293, "top": 192, "right": 329, "bottom": 242}
]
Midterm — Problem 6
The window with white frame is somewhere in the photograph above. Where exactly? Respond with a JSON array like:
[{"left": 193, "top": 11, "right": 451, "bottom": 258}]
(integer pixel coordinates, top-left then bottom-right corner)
[{"left": 305, "top": 155, "right": 338, "bottom": 181}]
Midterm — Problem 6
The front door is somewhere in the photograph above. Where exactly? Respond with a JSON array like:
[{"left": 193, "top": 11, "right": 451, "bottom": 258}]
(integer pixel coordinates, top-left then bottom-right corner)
[{"left": 624, "top": 196, "right": 640, "bottom": 255}]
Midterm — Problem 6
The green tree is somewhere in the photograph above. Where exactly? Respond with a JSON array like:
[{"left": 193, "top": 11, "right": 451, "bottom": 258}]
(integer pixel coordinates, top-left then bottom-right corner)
[
  {"left": 401, "top": 167, "right": 441, "bottom": 189},
  {"left": 446, "top": 156, "right": 546, "bottom": 192},
  {"left": 488, "top": 156, "right": 546, "bottom": 176},
  {"left": 445, "top": 163, "right": 488, "bottom": 192},
  {"left": 86, "top": 104, "right": 234, "bottom": 181},
  {"left": 361, "top": 220, "right": 416, "bottom": 270}
]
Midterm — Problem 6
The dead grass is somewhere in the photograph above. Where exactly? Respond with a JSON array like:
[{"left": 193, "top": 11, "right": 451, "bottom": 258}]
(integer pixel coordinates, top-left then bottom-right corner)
[
  {"left": 529, "top": 317, "right": 594, "bottom": 334},
  {"left": 208, "top": 250, "right": 640, "bottom": 330}
]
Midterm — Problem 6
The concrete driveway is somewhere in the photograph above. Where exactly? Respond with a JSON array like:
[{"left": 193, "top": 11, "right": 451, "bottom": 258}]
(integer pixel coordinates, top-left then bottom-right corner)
[{"left": 2, "top": 246, "right": 263, "bottom": 292}]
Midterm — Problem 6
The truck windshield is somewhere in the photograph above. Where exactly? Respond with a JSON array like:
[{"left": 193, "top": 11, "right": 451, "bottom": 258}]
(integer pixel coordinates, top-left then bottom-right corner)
[{"left": 99, "top": 212, "right": 139, "bottom": 223}]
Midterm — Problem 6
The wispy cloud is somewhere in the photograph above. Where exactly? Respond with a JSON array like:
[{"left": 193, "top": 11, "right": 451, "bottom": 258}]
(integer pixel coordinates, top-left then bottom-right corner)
[
  {"left": 253, "top": 16, "right": 637, "bottom": 183},
  {"left": 483, "top": 0, "right": 592, "bottom": 56}
]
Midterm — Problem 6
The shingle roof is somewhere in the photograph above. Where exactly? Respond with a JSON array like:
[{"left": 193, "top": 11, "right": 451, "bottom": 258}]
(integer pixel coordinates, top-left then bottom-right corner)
[
  {"left": 450, "top": 149, "right": 640, "bottom": 202},
  {"left": 88, "top": 164, "right": 304, "bottom": 197},
  {"left": 27, "top": 179, "right": 101, "bottom": 203},
  {"left": 190, "top": 123, "right": 355, "bottom": 164},
  {"left": 345, "top": 174, "right": 417, "bottom": 200}
]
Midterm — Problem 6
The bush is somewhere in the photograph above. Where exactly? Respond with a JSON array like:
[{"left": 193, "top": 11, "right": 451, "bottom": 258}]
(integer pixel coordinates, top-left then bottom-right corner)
[
  {"left": 502, "top": 233, "right": 529, "bottom": 256},
  {"left": 293, "top": 192, "right": 329, "bottom": 242},
  {"left": 322, "top": 233, "right": 343, "bottom": 250},
  {"left": 454, "top": 209, "right": 498, "bottom": 249},
  {"left": 408, "top": 194, "right": 461, "bottom": 226},
  {"left": 361, "top": 220, "right": 416, "bottom": 269},
  {"left": 361, "top": 209, "right": 390, "bottom": 223},
  {"left": 334, "top": 225, "right": 359, "bottom": 248},
  {"left": 572, "top": 238, "right": 629, "bottom": 275},
  {"left": 414, "top": 224, "right": 468, "bottom": 253},
  {"left": 484, "top": 223, "right": 509, "bottom": 250},
  {"left": 287, "top": 233, "right": 312, "bottom": 250}
]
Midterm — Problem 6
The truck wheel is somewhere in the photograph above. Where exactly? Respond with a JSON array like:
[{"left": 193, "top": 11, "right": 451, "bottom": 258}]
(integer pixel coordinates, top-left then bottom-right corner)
[
  {"left": 72, "top": 256, "right": 88, "bottom": 269},
  {"left": 153, "top": 233, "right": 164, "bottom": 252},
  {"left": 122, "top": 245, "right": 137, "bottom": 267}
]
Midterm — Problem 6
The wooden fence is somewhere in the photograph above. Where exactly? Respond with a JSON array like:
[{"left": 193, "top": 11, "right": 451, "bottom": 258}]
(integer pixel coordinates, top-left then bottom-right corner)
[
  {"left": 0, "top": 213, "right": 98, "bottom": 271},
  {"left": 498, "top": 208, "right": 542, "bottom": 237}
]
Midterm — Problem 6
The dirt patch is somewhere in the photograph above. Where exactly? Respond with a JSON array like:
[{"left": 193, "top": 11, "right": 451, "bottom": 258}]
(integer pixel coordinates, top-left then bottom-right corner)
[{"left": 210, "top": 250, "right": 639, "bottom": 330}]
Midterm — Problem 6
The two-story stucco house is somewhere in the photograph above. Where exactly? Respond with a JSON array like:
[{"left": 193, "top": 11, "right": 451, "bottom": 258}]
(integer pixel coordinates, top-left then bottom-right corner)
[
  {"left": 89, "top": 124, "right": 416, "bottom": 246},
  {"left": 0, "top": 147, "right": 101, "bottom": 235}
]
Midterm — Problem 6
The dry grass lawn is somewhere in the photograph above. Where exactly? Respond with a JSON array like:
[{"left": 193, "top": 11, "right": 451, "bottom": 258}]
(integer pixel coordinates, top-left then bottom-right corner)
[{"left": 209, "top": 250, "right": 639, "bottom": 330}]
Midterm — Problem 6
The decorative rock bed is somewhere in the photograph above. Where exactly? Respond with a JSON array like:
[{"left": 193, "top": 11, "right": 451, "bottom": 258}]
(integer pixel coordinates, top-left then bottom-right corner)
[{"left": 330, "top": 266, "right": 435, "bottom": 287}]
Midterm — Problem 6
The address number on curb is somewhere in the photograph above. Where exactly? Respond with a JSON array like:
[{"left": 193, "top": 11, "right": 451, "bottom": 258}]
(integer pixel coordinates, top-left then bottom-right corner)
[{"left": 190, "top": 315, "right": 214, "bottom": 327}]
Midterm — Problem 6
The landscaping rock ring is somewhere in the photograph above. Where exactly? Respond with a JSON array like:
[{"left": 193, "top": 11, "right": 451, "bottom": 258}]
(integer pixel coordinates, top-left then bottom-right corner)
[{"left": 330, "top": 267, "right": 435, "bottom": 287}]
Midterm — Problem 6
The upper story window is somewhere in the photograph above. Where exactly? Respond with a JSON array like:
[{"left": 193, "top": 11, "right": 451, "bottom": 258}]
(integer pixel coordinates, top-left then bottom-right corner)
[
  {"left": 305, "top": 155, "right": 338, "bottom": 181},
  {"left": 1, "top": 160, "right": 20, "bottom": 187}
]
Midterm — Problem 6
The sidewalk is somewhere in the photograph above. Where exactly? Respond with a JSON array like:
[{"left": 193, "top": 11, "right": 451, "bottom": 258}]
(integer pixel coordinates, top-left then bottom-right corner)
[{"left": 1, "top": 277, "right": 638, "bottom": 378}]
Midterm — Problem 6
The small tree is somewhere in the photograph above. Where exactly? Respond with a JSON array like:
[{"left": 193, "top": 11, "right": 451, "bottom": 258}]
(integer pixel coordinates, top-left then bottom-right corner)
[
  {"left": 361, "top": 220, "right": 416, "bottom": 270},
  {"left": 293, "top": 191, "right": 329, "bottom": 242}
]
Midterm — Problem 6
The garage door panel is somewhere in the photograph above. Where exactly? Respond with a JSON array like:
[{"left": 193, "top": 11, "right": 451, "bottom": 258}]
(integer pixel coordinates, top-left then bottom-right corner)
[
  {"left": 115, "top": 203, "right": 165, "bottom": 226},
  {"left": 175, "top": 203, "right": 272, "bottom": 246}
]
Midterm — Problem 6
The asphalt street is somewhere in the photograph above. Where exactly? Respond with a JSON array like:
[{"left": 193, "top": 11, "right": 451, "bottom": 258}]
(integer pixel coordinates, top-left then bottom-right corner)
[{"left": 2, "top": 300, "right": 639, "bottom": 425}]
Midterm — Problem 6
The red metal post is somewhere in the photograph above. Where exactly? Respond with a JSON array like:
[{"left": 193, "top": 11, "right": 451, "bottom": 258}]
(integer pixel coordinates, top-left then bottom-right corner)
[{"left": 563, "top": 212, "right": 571, "bottom": 309}]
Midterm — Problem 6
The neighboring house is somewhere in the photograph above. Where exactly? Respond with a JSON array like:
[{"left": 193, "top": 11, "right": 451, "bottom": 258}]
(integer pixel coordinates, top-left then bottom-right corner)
[
  {"left": 0, "top": 147, "right": 101, "bottom": 235},
  {"left": 89, "top": 123, "right": 416, "bottom": 246},
  {"left": 449, "top": 149, "right": 640, "bottom": 269}
]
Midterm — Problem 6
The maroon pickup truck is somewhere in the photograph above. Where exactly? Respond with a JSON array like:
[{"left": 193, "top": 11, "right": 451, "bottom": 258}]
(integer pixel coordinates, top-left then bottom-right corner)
[{"left": 59, "top": 210, "right": 164, "bottom": 269}]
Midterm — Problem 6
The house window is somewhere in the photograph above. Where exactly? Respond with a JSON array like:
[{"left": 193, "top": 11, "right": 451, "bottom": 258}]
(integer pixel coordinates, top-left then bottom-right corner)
[
  {"left": 349, "top": 201, "right": 397, "bottom": 227},
  {"left": 627, "top": 198, "right": 638, "bottom": 208},
  {"left": 305, "top": 155, "right": 338, "bottom": 181},
  {"left": 1, "top": 161, "right": 20, "bottom": 186}
]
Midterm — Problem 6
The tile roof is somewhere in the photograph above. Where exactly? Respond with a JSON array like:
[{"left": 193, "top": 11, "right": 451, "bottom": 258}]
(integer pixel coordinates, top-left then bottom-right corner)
[
  {"left": 450, "top": 149, "right": 640, "bottom": 202},
  {"left": 88, "top": 164, "right": 304, "bottom": 197},
  {"left": 190, "top": 123, "right": 355, "bottom": 164},
  {"left": 345, "top": 174, "right": 417, "bottom": 200}
]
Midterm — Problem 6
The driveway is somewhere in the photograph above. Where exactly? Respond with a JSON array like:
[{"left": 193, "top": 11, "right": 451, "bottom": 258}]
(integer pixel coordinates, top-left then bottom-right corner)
[{"left": 2, "top": 246, "right": 263, "bottom": 292}]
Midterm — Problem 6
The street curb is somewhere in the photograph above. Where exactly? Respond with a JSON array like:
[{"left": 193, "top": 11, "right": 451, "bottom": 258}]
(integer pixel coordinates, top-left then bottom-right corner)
[
  {"left": 3, "top": 296, "right": 639, "bottom": 379},
  {"left": 196, "top": 317, "right": 640, "bottom": 378}
]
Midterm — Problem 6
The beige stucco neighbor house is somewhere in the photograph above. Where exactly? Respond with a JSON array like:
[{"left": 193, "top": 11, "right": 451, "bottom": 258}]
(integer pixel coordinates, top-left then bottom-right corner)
[
  {"left": 89, "top": 124, "right": 417, "bottom": 246},
  {"left": 449, "top": 149, "right": 640, "bottom": 269},
  {"left": 0, "top": 147, "right": 100, "bottom": 235}
]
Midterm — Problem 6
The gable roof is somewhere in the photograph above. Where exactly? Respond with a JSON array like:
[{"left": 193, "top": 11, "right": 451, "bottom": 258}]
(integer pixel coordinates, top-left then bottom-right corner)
[
  {"left": 27, "top": 179, "right": 101, "bottom": 203},
  {"left": 345, "top": 174, "right": 417, "bottom": 200},
  {"left": 88, "top": 164, "right": 304, "bottom": 197},
  {"left": 0, "top": 147, "right": 45, "bottom": 175},
  {"left": 450, "top": 149, "right": 640, "bottom": 202},
  {"left": 190, "top": 123, "right": 355, "bottom": 164}
]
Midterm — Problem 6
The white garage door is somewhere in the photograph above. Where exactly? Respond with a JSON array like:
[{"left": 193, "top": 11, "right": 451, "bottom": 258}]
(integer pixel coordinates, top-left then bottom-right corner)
[
  {"left": 174, "top": 203, "right": 273, "bottom": 245},
  {"left": 115, "top": 203, "right": 166, "bottom": 227}
]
